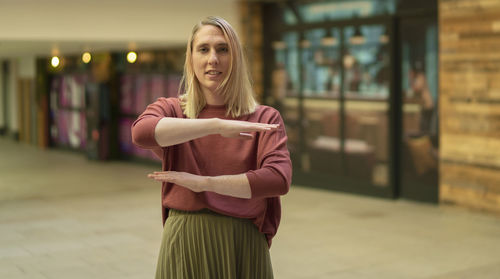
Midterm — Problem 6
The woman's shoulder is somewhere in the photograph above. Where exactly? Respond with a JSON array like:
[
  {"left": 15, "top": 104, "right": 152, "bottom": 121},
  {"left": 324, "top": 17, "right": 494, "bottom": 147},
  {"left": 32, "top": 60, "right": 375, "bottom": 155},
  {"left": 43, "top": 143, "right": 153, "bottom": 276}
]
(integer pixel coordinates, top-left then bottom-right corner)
[
  {"left": 255, "top": 104, "right": 280, "bottom": 115},
  {"left": 156, "top": 97, "right": 181, "bottom": 106},
  {"left": 250, "top": 105, "right": 283, "bottom": 123},
  {"left": 154, "top": 97, "right": 184, "bottom": 117}
]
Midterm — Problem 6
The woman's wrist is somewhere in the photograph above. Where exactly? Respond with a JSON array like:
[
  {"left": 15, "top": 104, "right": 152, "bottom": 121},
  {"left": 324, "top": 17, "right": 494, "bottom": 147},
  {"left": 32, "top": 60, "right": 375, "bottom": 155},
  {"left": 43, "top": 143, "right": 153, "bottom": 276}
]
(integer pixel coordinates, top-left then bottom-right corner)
[
  {"left": 203, "top": 174, "right": 252, "bottom": 199},
  {"left": 207, "top": 118, "right": 221, "bottom": 134},
  {"left": 204, "top": 176, "right": 217, "bottom": 193}
]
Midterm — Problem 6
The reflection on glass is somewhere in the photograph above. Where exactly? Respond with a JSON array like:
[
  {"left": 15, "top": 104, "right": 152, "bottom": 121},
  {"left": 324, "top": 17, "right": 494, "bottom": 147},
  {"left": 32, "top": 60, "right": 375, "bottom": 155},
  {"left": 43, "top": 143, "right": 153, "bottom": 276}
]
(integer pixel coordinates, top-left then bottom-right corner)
[
  {"left": 271, "top": 24, "right": 392, "bottom": 189},
  {"left": 304, "top": 99, "right": 341, "bottom": 174},
  {"left": 301, "top": 29, "right": 342, "bottom": 174},
  {"left": 342, "top": 24, "right": 390, "bottom": 187},
  {"left": 343, "top": 25, "right": 389, "bottom": 99},
  {"left": 400, "top": 19, "right": 439, "bottom": 199},
  {"left": 302, "top": 28, "right": 341, "bottom": 97},
  {"left": 271, "top": 32, "right": 300, "bottom": 158}
]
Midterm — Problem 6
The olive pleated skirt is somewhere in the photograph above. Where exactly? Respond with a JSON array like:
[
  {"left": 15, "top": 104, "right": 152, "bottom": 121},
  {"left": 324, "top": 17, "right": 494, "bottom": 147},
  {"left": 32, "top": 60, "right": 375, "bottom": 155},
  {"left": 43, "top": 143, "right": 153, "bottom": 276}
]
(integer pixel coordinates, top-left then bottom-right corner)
[{"left": 155, "top": 209, "right": 274, "bottom": 279}]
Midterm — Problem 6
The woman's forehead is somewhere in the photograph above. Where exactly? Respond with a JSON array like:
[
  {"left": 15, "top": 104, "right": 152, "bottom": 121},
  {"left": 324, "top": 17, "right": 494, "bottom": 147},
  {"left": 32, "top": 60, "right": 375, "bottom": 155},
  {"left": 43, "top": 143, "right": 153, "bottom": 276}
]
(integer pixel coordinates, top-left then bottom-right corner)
[{"left": 193, "top": 25, "right": 228, "bottom": 46}]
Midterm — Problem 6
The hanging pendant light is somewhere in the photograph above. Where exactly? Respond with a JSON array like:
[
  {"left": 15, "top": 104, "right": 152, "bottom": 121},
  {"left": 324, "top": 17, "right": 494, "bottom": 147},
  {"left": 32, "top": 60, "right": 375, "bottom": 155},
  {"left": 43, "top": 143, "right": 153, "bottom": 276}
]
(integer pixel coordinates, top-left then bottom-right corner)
[
  {"left": 300, "top": 38, "right": 311, "bottom": 49},
  {"left": 272, "top": 40, "right": 287, "bottom": 50},
  {"left": 321, "top": 28, "right": 337, "bottom": 47},
  {"left": 350, "top": 26, "right": 365, "bottom": 45}
]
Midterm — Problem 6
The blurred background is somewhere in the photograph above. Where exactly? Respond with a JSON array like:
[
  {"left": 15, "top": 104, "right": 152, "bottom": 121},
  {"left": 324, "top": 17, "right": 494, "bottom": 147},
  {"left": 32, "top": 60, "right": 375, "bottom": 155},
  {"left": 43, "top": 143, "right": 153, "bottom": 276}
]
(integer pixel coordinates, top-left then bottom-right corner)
[{"left": 1, "top": 0, "right": 500, "bottom": 278}]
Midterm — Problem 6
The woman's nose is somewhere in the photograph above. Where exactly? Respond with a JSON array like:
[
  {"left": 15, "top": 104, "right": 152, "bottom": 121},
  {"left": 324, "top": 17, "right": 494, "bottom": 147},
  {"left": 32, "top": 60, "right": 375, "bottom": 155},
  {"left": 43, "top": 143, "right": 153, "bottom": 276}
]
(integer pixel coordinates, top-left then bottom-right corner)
[{"left": 208, "top": 50, "right": 219, "bottom": 65}]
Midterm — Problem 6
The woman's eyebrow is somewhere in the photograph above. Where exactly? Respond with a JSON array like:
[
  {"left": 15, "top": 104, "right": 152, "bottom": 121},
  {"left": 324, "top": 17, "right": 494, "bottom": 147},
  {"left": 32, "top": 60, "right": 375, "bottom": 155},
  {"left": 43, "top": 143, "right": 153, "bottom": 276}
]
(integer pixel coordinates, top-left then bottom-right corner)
[{"left": 195, "top": 42, "right": 228, "bottom": 48}]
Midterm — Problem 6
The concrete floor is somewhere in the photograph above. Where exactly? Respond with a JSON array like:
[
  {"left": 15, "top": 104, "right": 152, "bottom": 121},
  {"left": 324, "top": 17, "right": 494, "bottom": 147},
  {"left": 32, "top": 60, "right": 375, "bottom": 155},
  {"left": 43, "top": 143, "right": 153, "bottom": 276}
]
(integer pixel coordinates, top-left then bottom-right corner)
[{"left": 1, "top": 137, "right": 500, "bottom": 279}]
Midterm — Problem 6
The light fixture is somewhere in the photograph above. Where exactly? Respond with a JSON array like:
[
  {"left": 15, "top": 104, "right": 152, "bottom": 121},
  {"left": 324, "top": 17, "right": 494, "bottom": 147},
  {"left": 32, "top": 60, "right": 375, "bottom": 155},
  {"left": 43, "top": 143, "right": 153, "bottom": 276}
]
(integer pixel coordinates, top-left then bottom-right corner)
[
  {"left": 299, "top": 38, "right": 311, "bottom": 49},
  {"left": 82, "top": 52, "right": 91, "bottom": 63},
  {"left": 350, "top": 26, "right": 365, "bottom": 45},
  {"left": 272, "top": 40, "right": 286, "bottom": 50},
  {"left": 380, "top": 29, "right": 389, "bottom": 44},
  {"left": 321, "top": 28, "right": 337, "bottom": 47},
  {"left": 51, "top": 56, "right": 60, "bottom": 68},
  {"left": 127, "top": 51, "right": 137, "bottom": 63}
]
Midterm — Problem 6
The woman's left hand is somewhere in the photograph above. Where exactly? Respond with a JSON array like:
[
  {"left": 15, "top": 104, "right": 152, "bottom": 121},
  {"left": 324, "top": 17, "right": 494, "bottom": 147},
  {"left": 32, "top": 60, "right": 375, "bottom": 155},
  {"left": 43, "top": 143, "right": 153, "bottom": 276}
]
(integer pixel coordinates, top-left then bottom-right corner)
[{"left": 148, "top": 171, "right": 207, "bottom": 192}]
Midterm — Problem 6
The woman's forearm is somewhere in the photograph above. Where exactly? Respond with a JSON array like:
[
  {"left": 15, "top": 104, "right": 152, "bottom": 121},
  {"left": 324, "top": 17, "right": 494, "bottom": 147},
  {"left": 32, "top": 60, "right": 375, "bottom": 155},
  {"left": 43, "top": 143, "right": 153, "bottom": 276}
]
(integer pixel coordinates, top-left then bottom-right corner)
[
  {"left": 154, "top": 117, "right": 220, "bottom": 147},
  {"left": 148, "top": 171, "right": 252, "bottom": 199},
  {"left": 154, "top": 117, "right": 279, "bottom": 147},
  {"left": 206, "top": 174, "right": 252, "bottom": 199}
]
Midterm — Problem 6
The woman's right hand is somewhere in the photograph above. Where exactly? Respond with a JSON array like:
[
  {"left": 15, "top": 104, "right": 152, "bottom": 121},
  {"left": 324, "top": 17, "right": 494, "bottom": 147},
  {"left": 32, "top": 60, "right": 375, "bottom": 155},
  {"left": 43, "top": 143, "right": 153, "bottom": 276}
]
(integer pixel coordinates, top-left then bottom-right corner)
[{"left": 216, "top": 119, "right": 279, "bottom": 140}]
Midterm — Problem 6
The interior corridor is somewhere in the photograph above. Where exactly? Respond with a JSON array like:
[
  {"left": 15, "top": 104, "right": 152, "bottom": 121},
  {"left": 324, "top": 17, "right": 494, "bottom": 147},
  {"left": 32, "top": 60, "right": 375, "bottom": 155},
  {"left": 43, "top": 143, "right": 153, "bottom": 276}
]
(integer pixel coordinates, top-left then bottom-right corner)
[{"left": 1, "top": 137, "right": 499, "bottom": 279}]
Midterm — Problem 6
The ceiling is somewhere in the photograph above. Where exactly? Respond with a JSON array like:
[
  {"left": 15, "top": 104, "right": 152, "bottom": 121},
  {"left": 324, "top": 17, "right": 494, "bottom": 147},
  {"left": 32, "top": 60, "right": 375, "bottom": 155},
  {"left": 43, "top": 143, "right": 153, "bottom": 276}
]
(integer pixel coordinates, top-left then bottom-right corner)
[{"left": 0, "top": 0, "right": 240, "bottom": 59}]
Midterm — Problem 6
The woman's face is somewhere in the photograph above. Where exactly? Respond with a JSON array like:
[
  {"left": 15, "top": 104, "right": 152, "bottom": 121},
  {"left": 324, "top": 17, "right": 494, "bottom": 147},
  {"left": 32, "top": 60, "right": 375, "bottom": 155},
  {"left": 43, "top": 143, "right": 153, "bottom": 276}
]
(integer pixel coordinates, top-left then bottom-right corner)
[{"left": 192, "top": 25, "right": 230, "bottom": 96}]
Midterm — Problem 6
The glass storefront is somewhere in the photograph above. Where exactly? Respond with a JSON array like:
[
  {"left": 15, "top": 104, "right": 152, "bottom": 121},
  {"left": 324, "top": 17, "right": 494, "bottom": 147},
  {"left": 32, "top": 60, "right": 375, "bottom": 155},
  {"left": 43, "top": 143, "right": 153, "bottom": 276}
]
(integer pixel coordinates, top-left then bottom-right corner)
[
  {"left": 269, "top": 18, "right": 394, "bottom": 197},
  {"left": 263, "top": 0, "right": 438, "bottom": 200}
]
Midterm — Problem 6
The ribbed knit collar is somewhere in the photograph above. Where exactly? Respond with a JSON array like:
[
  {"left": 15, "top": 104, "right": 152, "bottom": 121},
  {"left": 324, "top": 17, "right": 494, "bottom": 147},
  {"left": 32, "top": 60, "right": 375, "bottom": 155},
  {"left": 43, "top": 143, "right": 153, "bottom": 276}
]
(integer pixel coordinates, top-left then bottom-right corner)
[{"left": 203, "top": 103, "right": 227, "bottom": 111}]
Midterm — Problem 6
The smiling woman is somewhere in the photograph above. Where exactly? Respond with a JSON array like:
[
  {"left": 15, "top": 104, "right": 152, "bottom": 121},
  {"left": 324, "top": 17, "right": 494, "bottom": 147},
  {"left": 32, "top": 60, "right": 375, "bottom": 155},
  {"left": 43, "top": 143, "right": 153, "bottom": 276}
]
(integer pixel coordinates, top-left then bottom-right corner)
[{"left": 131, "top": 16, "right": 292, "bottom": 279}]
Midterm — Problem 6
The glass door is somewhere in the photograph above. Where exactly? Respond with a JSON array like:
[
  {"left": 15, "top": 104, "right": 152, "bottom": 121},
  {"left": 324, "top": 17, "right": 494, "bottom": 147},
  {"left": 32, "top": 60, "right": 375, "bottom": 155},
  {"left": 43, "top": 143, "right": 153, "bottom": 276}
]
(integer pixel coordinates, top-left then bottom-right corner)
[
  {"left": 270, "top": 18, "right": 394, "bottom": 197},
  {"left": 300, "top": 28, "right": 343, "bottom": 176},
  {"left": 399, "top": 16, "right": 439, "bottom": 203},
  {"left": 341, "top": 24, "right": 391, "bottom": 190}
]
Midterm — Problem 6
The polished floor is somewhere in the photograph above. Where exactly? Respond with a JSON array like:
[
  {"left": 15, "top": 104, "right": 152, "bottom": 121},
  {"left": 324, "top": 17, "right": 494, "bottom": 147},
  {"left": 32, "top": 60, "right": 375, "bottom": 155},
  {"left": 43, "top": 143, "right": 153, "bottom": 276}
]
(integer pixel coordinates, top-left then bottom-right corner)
[{"left": 1, "top": 137, "right": 500, "bottom": 279}]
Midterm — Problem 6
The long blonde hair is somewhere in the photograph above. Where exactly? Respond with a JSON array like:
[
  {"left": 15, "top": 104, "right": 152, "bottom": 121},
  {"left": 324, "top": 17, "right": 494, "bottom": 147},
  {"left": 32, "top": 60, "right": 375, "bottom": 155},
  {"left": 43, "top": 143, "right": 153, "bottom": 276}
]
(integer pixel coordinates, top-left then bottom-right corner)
[{"left": 179, "top": 16, "right": 257, "bottom": 119}]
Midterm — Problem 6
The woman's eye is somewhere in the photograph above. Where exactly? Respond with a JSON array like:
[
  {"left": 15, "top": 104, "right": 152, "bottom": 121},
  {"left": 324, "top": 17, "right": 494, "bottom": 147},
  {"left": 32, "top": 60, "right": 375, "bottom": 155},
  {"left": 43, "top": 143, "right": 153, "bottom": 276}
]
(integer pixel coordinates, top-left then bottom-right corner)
[
  {"left": 219, "top": 47, "right": 229, "bottom": 53},
  {"left": 199, "top": 47, "right": 208, "bottom": 53}
]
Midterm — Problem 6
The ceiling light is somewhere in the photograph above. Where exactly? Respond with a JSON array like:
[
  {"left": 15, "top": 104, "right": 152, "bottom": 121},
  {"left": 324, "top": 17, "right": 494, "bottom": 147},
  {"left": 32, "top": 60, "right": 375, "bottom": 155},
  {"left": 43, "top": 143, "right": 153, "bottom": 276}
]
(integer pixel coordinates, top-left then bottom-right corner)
[
  {"left": 51, "top": 56, "right": 60, "bottom": 68},
  {"left": 82, "top": 52, "right": 91, "bottom": 63},
  {"left": 350, "top": 26, "right": 365, "bottom": 45},
  {"left": 127, "top": 51, "right": 137, "bottom": 63},
  {"left": 321, "top": 29, "right": 337, "bottom": 47}
]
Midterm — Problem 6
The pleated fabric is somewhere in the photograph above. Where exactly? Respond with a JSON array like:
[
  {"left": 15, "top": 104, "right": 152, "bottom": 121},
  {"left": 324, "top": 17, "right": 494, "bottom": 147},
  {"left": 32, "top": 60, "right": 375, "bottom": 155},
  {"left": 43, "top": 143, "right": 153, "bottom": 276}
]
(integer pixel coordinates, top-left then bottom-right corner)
[{"left": 155, "top": 209, "right": 274, "bottom": 279}]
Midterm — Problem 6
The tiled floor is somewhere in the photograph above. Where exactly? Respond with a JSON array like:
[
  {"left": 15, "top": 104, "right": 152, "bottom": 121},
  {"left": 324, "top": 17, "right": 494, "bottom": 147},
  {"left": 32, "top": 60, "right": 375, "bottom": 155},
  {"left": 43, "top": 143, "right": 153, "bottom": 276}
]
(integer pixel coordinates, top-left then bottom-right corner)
[{"left": 1, "top": 137, "right": 500, "bottom": 279}]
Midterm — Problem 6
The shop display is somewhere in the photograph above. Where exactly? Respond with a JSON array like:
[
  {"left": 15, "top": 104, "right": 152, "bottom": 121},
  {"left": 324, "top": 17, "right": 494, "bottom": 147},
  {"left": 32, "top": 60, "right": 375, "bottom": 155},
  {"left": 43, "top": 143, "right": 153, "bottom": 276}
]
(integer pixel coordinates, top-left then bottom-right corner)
[
  {"left": 120, "top": 74, "right": 135, "bottom": 115},
  {"left": 50, "top": 74, "right": 88, "bottom": 150},
  {"left": 118, "top": 73, "right": 180, "bottom": 162}
]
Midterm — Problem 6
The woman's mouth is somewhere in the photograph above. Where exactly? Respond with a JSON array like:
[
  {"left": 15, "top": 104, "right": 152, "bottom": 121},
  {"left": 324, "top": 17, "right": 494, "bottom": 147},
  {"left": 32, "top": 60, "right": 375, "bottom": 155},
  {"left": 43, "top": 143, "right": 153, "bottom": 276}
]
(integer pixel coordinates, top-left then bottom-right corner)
[{"left": 206, "top": 70, "right": 222, "bottom": 77}]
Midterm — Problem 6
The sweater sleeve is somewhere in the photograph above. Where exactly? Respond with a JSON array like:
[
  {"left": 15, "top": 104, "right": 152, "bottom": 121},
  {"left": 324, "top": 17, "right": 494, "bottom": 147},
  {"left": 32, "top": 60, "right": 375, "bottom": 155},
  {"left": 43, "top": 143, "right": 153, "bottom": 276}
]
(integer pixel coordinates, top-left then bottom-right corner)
[
  {"left": 246, "top": 108, "right": 292, "bottom": 198},
  {"left": 131, "top": 97, "right": 179, "bottom": 149}
]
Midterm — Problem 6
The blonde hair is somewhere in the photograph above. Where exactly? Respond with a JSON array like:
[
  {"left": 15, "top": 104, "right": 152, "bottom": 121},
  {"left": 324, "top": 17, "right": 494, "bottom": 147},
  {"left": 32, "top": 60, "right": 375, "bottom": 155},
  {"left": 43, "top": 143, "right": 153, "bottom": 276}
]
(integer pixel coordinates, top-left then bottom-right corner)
[{"left": 179, "top": 16, "right": 258, "bottom": 119}]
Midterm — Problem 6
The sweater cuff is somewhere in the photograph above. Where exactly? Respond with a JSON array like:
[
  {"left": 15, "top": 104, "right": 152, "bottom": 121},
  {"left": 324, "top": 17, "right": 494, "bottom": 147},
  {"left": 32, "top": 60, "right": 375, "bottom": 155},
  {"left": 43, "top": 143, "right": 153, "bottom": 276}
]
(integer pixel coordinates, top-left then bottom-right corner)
[{"left": 246, "top": 168, "right": 288, "bottom": 198}]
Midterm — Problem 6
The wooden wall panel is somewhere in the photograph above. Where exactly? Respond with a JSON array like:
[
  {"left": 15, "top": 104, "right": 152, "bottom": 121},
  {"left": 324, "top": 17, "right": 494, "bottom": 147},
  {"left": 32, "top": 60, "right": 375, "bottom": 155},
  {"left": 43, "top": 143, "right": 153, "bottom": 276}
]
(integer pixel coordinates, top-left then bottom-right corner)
[
  {"left": 440, "top": 0, "right": 500, "bottom": 214},
  {"left": 239, "top": 2, "right": 263, "bottom": 102}
]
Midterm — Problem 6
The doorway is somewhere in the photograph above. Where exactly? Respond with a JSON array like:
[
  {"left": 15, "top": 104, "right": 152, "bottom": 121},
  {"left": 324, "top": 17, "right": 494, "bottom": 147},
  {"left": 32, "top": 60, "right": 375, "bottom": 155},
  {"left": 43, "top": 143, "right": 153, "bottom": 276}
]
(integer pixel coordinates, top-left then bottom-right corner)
[{"left": 270, "top": 17, "right": 396, "bottom": 198}]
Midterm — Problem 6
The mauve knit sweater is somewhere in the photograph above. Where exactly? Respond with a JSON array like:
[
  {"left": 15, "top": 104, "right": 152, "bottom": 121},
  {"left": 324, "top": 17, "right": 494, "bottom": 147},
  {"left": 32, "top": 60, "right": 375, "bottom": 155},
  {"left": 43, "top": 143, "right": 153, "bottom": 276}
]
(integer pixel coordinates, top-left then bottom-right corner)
[{"left": 131, "top": 97, "right": 292, "bottom": 247}]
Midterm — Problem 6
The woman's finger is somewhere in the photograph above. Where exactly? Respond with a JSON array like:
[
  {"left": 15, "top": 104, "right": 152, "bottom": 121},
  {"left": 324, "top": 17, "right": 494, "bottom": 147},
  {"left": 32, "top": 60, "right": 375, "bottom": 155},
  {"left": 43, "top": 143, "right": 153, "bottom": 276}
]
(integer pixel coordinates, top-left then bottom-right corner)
[{"left": 239, "top": 133, "right": 254, "bottom": 139}]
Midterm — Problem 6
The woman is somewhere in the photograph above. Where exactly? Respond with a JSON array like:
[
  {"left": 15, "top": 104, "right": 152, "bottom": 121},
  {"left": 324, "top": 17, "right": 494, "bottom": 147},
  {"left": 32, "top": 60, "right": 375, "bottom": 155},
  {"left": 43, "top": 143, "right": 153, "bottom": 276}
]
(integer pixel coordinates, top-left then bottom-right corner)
[{"left": 131, "top": 16, "right": 292, "bottom": 279}]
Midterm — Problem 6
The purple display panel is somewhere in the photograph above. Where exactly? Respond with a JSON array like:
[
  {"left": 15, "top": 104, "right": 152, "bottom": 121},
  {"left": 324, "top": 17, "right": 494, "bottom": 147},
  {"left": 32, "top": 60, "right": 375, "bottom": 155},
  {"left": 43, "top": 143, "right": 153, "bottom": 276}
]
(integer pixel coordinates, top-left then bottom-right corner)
[
  {"left": 59, "top": 76, "right": 70, "bottom": 108},
  {"left": 150, "top": 74, "right": 166, "bottom": 102},
  {"left": 80, "top": 111, "right": 87, "bottom": 148},
  {"left": 120, "top": 74, "right": 135, "bottom": 115},
  {"left": 135, "top": 75, "right": 150, "bottom": 115},
  {"left": 50, "top": 77, "right": 62, "bottom": 112},
  {"left": 166, "top": 75, "right": 181, "bottom": 98},
  {"left": 50, "top": 77, "right": 62, "bottom": 142},
  {"left": 68, "top": 111, "right": 82, "bottom": 149},
  {"left": 71, "top": 75, "right": 87, "bottom": 109},
  {"left": 56, "top": 110, "right": 70, "bottom": 146},
  {"left": 119, "top": 118, "right": 134, "bottom": 155}
]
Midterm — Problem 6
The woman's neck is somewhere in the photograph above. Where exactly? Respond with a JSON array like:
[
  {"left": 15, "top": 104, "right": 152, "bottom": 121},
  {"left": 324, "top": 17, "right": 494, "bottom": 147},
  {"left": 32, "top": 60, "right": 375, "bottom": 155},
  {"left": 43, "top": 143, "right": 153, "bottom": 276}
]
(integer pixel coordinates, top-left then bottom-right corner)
[{"left": 203, "top": 89, "right": 225, "bottom": 106}]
